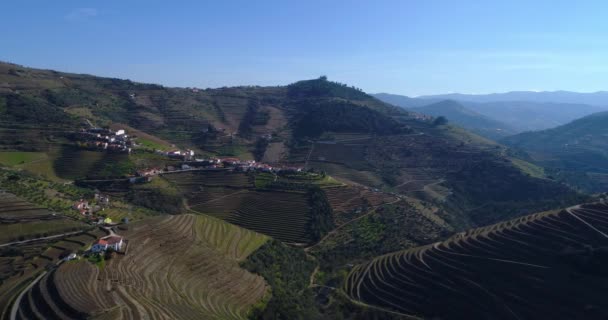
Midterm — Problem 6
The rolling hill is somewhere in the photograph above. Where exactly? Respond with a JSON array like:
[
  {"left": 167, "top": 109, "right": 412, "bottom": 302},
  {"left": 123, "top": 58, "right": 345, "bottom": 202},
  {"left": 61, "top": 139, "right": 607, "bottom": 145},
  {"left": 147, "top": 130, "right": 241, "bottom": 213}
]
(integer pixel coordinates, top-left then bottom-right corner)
[
  {"left": 465, "top": 100, "right": 605, "bottom": 132},
  {"left": 345, "top": 202, "right": 608, "bottom": 320},
  {"left": 503, "top": 111, "right": 608, "bottom": 192},
  {"left": 411, "top": 100, "right": 516, "bottom": 139}
]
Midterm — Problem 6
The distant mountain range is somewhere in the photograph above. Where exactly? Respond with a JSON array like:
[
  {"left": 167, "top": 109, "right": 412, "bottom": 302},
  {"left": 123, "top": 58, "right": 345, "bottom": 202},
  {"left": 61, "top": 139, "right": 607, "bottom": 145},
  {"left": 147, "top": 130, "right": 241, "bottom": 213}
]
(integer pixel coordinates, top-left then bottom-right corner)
[
  {"left": 374, "top": 92, "right": 608, "bottom": 134},
  {"left": 417, "top": 90, "right": 608, "bottom": 106},
  {"left": 411, "top": 100, "right": 516, "bottom": 139}
]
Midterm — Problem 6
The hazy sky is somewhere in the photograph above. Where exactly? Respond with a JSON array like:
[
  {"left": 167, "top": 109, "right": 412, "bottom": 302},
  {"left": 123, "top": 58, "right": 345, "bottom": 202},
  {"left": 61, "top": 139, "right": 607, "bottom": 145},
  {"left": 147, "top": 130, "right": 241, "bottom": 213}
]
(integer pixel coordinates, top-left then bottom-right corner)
[{"left": 3, "top": 1, "right": 608, "bottom": 96}]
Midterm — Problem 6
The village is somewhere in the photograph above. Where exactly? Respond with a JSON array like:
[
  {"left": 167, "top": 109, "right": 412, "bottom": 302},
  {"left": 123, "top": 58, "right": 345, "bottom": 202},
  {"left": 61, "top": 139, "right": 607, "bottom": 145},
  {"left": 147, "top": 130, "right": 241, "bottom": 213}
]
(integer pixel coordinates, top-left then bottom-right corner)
[
  {"left": 67, "top": 125, "right": 306, "bottom": 264},
  {"left": 74, "top": 126, "right": 133, "bottom": 153}
]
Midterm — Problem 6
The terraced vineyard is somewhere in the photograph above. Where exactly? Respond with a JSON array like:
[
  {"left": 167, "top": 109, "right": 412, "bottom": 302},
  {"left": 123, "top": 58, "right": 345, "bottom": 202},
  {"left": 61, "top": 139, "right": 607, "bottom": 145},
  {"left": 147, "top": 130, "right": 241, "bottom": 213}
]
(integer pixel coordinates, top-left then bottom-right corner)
[
  {"left": 15, "top": 214, "right": 269, "bottom": 319},
  {"left": 162, "top": 171, "right": 316, "bottom": 244},
  {"left": 345, "top": 202, "right": 608, "bottom": 320},
  {"left": 192, "top": 190, "right": 312, "bottom": 244},
  {"left": 163, "top": 170, "right": 254, "bottom": 191},
  {"left": 0, "top": 229, "right": 105, "bottom": 318},
  {"left": 0, "top": 192, "right": 51, "bottom": 220},
  {"left": 0, "top": 192, "right": 87, "bottom": 243}
]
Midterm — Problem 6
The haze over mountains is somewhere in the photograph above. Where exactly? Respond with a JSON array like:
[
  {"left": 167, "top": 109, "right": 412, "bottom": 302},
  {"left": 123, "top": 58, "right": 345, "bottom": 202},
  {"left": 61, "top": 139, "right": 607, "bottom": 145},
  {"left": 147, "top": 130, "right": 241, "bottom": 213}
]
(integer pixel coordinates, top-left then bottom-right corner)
[
  {"left": 410, "top": 100, "right": 516, "bottom": 139},
  {"left": 374, "top": 92, "right": 608, "bottom": 133}
]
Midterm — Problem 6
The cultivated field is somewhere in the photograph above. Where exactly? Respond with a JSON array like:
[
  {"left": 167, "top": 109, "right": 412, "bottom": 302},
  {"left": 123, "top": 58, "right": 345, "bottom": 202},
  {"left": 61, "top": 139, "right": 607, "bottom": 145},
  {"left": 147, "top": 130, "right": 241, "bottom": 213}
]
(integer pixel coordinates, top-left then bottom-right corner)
[
  {"left": 324, "top": 186, "right": 398, "bottom": 224},
  {"left": 345, "top": 202, "right": 608, "bottom": 319},
  {"left": 192, "top": 190, "right": 312, "bottom": 244},
  {"left": 163, "top": 170, "right": 254, "bottom": 191},
  {"left": 0, "top": 192, "right": 87, "bottom": 244},
  {"left": 0, "top": 229, "right": 105, "bottom": 318},
  {"left": 163, "top": 171, "right": 316, "bottom": 244},
  {"left": 14, "top": 214, "right": 269, "bottom": 319}
]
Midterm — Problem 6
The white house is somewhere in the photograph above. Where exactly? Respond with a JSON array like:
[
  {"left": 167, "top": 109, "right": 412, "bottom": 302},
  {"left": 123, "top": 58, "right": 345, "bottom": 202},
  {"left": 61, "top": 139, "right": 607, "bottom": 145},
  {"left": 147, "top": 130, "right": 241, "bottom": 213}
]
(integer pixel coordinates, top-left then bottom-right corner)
[
  {"left": 91, "top": 235, "right": 123, "bottom": 253},
  {"left": 64, "top": 253, "right": 78, "bottom": 261}
]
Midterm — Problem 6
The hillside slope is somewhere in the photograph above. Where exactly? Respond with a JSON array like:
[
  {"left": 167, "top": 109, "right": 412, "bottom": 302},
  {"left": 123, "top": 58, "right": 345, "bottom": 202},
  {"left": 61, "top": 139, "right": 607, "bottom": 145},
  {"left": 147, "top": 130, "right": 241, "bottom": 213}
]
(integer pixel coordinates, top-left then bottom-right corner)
[
  {"left": 503, "top": 111, "right": 608, "bottom": 192},
  {"left": 412, "top": 100, "right": 516, "bottom": 139},
  {"left": 345, "top": 202, "right": 608, "bottom": 320},
  {"left": 15, "top": 214, "right": 269, "bottom": 320},
  {"left": 1, "top": 62, "right": 585, "bottom": 226},
  {"left": 465, "top": 100, "right": 605, "bottom": 132}
]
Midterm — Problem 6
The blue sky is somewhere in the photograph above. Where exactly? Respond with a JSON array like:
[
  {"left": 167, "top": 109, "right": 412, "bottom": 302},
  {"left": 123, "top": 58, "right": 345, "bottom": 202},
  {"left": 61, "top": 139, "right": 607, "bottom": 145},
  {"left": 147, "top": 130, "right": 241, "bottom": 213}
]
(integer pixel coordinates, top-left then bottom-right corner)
[{"left": 2, "top": 1, "right": 608, "bottom": 96}]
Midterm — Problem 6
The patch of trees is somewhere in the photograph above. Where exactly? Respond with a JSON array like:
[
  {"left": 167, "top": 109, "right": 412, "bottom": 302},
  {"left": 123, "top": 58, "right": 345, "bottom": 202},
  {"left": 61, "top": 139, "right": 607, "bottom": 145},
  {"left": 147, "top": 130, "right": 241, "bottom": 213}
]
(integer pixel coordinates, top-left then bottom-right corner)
[
  {"left": 241, "top": 240, "right": 318, "bottom": 319},
  {"left": 293, "top": 100, "right": 411, "bottom": 138},
  {"left": 253, "top": 138, "right": 269, "bottom": 162},
  {"left": 444, "top": 158, "right": 589, "bottom": 227},
  {"left": 308, "top": 187, "right": 335, "bottom": 242},
  {"left": 3, "top": 93, "right": 75, "bottom": 125},
  {"left": 433, "top": 116, "right": 448, "bottom": 126},
  {"left": 238, "top": 98, "right": 260, "bottom": 139},
  {"left": 287, "top": 76, "right": 370, "bottom": 100},
  {"left": 312, "top": 204, "right": 449, "bottom": 268},
  {"left": 127, "top": 188, "right": 184, "bottom": 214}
]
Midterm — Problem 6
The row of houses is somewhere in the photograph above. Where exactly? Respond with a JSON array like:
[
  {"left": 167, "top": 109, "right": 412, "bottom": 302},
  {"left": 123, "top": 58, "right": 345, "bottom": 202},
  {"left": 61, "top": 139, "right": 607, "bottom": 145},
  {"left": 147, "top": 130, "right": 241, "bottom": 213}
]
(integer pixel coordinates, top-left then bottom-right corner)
[{"left": 75, "top": 127, "right": 132, "bottom": 153}]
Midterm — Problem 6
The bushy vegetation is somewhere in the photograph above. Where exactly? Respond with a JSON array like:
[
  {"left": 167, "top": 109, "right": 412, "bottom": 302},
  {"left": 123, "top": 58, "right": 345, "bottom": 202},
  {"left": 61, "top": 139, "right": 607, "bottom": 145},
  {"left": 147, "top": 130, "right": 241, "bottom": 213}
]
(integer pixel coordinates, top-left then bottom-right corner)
[
  {"left": 238, "top": 98, "right": 261, "bottom": 139},
  {"left": 2, "top": 93, "right": 77, "bottom": 126},
  {"left": 127, "top": 186, "right": 184, "bottom": 214},
  {"left": 0, "top": 168, "right": 92, "bottom": 216},
  {"left": 253, "top": 138, "right": 269, "bottom": 161},
  {"left": 242, "top": 240, "right": 318, "bottom": 319},
  {"left": 307, "top": 187, "right": 335, "bottom": 242},
  {"left": 312, "top": 203, "right": 449, "bottom": 268},
  {"left": 293, "top": 100, "right": 410, "bottom": 138},
  {"left": 287, "top": 76, "right": 370, "bottom": 101}
]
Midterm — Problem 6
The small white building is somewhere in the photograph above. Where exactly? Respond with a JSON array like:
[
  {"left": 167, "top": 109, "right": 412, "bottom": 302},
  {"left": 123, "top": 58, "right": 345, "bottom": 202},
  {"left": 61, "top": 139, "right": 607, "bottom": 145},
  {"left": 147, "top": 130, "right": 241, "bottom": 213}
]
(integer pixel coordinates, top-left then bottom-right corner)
[
  {"left": 91, "top": 235, "right": 123, "bottom": 253},
  {"left": 64, "top": 253, "right": 77, "bottom": 261}
]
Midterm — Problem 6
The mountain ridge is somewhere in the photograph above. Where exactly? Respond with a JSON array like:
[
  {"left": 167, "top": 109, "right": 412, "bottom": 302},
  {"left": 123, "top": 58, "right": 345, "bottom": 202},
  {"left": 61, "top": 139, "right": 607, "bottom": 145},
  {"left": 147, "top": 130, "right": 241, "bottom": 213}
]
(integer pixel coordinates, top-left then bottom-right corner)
[{"left": 411, "top": 99, "right": 516, "bottom": 139}]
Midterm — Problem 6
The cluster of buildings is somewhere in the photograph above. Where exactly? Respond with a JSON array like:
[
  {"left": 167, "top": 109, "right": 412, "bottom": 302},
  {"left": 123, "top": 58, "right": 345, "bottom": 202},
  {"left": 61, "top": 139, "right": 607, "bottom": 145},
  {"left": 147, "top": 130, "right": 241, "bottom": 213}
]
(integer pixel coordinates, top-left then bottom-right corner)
[
  {"left": 75, "top": 127, "right": 132, "bottom": 153},
  {"left": 73, "top": 193, "right": 111, "bottom": 215},
  {"left": 91, "top": 235, "right": 124, "bottom": 253},
  {"left": 160, "top": 149, "right": 196, "bottom": 161}
]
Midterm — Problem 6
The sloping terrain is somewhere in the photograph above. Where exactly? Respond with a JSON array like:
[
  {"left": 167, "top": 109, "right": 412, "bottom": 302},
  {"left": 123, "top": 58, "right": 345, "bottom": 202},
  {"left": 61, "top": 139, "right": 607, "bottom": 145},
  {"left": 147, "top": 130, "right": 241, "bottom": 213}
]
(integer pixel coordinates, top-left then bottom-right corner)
[
  {"left": 503, "top": 111, "right": 608, "bottom": 192},
  {"left": 297, "top": 124, "right": 584, "bottom": 230},
  {"left": 0, "top": 192, "right": 87, "bottom": 244},
  {"left": 162, "top": 171, "right": 326, "bottom": 244},
  {"left": 412, "top": 100, "right": 516, "bottom": 139},
  {"left": 345, "top": 202, "right": 608, "bottom": 320},
  {"left": 15, "top": 214, "right": 269, "bottom": 320}
]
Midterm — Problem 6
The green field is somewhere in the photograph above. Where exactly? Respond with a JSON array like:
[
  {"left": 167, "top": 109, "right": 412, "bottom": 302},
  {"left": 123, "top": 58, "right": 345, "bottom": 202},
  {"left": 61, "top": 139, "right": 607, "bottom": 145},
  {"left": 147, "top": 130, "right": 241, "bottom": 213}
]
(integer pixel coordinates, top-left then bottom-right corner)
[
  {"left": 0, "top": 219, "right": 86, "bottom": 244},
  {"left": 0, "top": 151, "right": 47, "bottom": 166}
]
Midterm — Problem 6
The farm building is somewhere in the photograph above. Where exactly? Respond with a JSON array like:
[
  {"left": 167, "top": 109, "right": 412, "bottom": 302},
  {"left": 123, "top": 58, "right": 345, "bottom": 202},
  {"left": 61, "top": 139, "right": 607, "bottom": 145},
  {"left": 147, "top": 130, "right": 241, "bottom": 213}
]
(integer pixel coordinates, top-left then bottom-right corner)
[
  {"left": 73, "top": 199, "right": 90, "bottom": 215},
  {"left": 91, "top": 235, "right": 123, "bottom": 253}
]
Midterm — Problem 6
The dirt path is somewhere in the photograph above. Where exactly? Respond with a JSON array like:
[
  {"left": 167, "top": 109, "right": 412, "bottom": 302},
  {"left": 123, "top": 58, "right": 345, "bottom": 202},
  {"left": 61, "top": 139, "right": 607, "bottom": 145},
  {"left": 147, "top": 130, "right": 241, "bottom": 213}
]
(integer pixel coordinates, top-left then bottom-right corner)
[
  {"left": 304, "top": 142, "right": 315, "bottom": 169},
  {"left": 566, "top": 204, "right": 608, "bottom": 238},
  {"left": 10, "top": 260, "right": 64, "bottom": 320},
  {"left": 308, "top": 265, "right": 319, "bottom": 288},
  {"left": 0, "top": 229, "right": 88, "bottom": 248}
]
